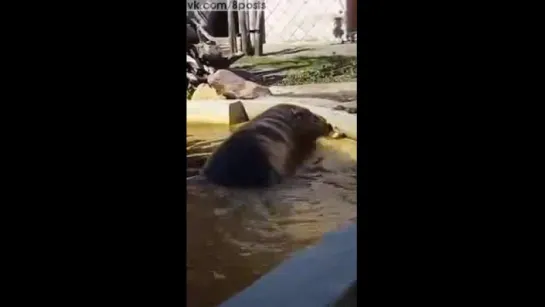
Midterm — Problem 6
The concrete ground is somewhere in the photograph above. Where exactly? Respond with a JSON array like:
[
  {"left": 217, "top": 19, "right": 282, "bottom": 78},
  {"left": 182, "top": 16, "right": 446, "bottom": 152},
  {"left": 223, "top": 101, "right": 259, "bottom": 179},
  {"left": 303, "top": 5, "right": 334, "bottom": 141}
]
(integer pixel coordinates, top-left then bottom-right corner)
[
  {"left": 216, "top": 38, "right": 357, "bottom": 58},
  {"left": 208, "top": 41, "right": 359, "bottom": 112},
  {"left": 270, "top": 81, "right": 357, "bottom": 107},
  {"left": 269, "top": 82, "right": 358, "bottom": 113},
  {"left": 232, "top": 42, "right": 357, "bottom": 64},
  {"left": 258, "top": 42, "right": 357, "bottom": 58},
  {"left": 227, "top": 42, "right": 358, "bottom": 87},
  {"left": 235, "top": 43, "right": 359, "bottom": 111},
  {"left": 269, "top": 82, "right": 357, "bottom": 95}
]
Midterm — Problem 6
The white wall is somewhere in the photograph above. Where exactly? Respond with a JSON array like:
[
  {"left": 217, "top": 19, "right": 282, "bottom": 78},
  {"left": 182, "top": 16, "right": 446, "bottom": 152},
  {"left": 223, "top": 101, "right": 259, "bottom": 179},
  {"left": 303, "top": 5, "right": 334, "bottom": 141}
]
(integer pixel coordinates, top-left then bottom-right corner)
[{"left": 262, "top": 0, "right": 346, "bottom": 43}]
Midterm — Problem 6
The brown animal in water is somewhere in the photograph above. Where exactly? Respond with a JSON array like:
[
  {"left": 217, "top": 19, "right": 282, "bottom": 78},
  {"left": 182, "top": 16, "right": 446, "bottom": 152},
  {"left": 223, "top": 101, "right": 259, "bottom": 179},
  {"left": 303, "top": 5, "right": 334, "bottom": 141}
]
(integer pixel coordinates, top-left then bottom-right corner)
[{"left": 199, "top": 104, "right": 339, "bottom": 188}]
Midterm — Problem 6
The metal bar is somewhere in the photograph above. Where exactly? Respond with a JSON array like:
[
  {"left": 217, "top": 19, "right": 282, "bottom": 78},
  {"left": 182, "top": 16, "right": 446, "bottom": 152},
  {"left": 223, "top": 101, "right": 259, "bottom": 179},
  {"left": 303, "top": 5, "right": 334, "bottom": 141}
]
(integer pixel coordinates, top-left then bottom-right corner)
[
  {"left": 254, "top": 9, "right": 264, "bottom": 56},
  {"left": 237, "top": 0, "right": 250, "bottom": 55},
  {"left": 260, "top": 8, "right": 266, "bottom": 45},
  {"left": 227, "top": 5, "right": 238, "bottom": 54},
  {"left": 247, "top": 6, "right": 256, "bottom": 55}
]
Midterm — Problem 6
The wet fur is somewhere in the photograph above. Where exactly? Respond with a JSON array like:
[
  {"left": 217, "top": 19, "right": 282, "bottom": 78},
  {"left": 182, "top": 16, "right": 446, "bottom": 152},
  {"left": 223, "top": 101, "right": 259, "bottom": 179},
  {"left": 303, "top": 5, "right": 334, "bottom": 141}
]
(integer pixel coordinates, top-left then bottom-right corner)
[{"left": 202, "top": 104, "right": 333, "bottom": 188}]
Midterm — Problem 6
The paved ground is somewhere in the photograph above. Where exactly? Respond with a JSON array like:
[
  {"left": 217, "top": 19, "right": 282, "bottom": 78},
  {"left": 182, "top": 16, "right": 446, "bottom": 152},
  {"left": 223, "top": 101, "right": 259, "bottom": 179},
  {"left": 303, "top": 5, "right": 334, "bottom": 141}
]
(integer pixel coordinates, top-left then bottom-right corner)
[
  {"left": 212, "top": 41, "right": 359, "bottom": 112},
  {"left": 238, "top": 43, "right": 358, "bottom": 112},
  {"left": 227, "top": 42, "right": 357, "bottom": 86},
  {"left": 216, "top": 39, "right": 357, "bottom": 58},
  {"left": 269, "top": 82, "right": 357, "bottom": 95},
  {"left": 268, "top": 82, "right": 358, "bottom": 113},
  {"left": 258, "top": 42, "right": 357, "bottom": 58},
  {"left": 270, "top": 82, "right": 357, "bottom": 105}
]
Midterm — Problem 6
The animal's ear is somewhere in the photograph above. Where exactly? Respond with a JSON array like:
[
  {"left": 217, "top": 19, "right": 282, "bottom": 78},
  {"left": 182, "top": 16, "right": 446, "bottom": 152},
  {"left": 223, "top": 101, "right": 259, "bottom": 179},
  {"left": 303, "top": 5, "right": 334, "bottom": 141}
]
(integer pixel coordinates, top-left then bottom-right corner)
[{"left": 291, "top": 108, "right": 305, "bottom": 118}]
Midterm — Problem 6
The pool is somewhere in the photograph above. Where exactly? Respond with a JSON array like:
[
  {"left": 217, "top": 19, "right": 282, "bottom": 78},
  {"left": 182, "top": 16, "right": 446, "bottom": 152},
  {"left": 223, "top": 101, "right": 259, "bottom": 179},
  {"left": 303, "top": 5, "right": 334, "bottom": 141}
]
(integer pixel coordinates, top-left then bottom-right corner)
[{"left": 186, "top": 123, "right": 357, "bottom": 307}]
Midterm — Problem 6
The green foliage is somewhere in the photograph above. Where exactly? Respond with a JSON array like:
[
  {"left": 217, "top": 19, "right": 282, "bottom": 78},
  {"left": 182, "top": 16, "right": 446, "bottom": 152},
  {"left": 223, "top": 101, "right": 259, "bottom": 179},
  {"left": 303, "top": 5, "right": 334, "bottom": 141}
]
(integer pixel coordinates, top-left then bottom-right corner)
[
  {"left": 237, "top": 55, "right": 357, "bottom": 85},
  {"left": 280, "top": 56, "right": 357, "bottom": 85}
]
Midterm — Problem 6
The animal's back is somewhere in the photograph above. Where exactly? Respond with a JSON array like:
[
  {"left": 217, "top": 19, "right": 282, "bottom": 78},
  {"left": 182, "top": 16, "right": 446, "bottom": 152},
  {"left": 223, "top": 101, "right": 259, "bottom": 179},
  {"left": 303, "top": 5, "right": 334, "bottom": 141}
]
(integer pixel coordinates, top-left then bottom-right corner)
[
  {"left": 202, "top": 132, "right": 281, "bottom": 188},
  {"left": 201, "top": 104, "right": 333, "bottom": 188}
]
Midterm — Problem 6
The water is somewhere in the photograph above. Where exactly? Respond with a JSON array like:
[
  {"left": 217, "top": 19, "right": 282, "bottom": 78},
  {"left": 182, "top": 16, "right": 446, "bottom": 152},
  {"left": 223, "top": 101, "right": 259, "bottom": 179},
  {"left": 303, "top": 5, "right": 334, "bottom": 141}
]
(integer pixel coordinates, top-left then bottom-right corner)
[{"left": 187, "top": 124, "right": 357, "bottom": 307}]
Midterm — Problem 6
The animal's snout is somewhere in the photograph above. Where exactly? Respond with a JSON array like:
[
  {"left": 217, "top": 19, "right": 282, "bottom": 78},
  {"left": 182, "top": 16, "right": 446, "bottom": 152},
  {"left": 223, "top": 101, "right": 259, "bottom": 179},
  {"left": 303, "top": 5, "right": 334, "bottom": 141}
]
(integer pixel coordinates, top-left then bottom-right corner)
[
  {"left": 327, "top": 125, "right": 346, "bottom": 139},
  {"left": 326, "top": 123, "right": 334, "bottom": 134}
]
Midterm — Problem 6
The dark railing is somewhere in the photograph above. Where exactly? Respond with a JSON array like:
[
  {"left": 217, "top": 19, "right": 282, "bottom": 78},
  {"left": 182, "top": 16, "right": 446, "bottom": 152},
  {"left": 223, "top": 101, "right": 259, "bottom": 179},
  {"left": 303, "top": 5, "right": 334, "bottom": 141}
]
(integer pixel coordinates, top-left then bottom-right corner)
[{"left": 219, "top": 223, "right": 357, "bottom": 307}]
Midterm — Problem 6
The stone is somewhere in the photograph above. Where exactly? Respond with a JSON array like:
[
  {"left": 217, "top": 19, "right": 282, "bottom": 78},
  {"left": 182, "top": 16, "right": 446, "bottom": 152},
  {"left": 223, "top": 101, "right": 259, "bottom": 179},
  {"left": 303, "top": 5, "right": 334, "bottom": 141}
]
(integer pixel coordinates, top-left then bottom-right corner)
[
  {"left": 207, "top": 69, "right": 272, "bottom": 99},
  {"left": 195, "top": 42, "right": 223, "bottom": 59},
  {"left": 346, "top": 107, "right": 357, "bottom": 114},
  {"left": 190, "top": 83, "right": 225, "bottom": 100},
  {"left": 333, "top": 104, "right": 357, "bottom": 114},
  {"left": 196, "top": 42, "right": 229, "bottom": 68}
]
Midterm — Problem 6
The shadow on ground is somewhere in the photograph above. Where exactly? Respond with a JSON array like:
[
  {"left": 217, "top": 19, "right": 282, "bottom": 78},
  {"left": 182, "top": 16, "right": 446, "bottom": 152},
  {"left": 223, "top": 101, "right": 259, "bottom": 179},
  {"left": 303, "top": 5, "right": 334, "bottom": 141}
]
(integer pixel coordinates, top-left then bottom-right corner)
[
  {"left": 273, "top": 91, "right": 357, "bottom": 103},
  {"left": 229, "top": 66, "right": 305, "bottom": 86},
  {"left": 263, "top": 47, "right": 315, "bottom": 56},
  {"left": 261, "top": 75, "right": 288, "bottom": 86},
  {"left": 233, "top": 55, "right": 357, "bottom": 86}
]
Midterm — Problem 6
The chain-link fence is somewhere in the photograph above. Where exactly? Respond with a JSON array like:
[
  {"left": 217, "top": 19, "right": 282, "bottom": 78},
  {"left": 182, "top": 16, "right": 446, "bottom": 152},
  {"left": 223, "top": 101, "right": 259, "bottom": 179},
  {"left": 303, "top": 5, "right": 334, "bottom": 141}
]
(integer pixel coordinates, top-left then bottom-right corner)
[
  {"left": 262, "top": 0, "right": 348, "bottom": 43},
  {"left": 188, "top": 0, "right": 356, "bottom": 48}
]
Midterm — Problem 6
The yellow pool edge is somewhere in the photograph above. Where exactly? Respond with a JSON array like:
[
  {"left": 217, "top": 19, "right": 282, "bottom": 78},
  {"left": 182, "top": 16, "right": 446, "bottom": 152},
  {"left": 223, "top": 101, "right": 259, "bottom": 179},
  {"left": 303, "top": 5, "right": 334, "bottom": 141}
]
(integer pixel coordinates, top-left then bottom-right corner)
[{"left": 187, "top": 100, "right": 358, "bottom": 141}]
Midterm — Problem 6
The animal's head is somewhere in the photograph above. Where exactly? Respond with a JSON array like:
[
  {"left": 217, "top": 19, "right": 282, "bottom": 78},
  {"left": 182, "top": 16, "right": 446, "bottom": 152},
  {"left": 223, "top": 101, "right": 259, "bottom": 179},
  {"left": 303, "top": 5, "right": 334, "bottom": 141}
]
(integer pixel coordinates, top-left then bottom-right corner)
[{"left": 286, "top": 105, "right": 335, "bottom": 140}]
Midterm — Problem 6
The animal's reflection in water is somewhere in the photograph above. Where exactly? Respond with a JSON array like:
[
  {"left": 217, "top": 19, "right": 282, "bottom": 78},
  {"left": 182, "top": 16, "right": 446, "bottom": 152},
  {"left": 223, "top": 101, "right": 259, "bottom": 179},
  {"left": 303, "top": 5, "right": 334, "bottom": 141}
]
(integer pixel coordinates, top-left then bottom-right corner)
[{"left": 186, "top": 139, "right": 357, "bottom": 307}]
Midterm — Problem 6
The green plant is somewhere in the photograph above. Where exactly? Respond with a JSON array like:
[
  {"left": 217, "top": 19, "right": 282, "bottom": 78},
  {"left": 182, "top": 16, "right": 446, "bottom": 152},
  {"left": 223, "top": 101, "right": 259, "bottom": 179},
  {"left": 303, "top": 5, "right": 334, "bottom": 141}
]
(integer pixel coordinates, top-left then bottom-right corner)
[{"left": 236, "top": 55, "right": 357, "bottom": 85}]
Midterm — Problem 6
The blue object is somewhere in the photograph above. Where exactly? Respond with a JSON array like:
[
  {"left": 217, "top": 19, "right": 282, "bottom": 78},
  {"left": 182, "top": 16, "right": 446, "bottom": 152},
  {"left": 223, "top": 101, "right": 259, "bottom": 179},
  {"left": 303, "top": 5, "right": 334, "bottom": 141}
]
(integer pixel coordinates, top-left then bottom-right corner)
[{"left": 219, "top": 223, "right": 357, "bottom": 307}]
